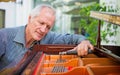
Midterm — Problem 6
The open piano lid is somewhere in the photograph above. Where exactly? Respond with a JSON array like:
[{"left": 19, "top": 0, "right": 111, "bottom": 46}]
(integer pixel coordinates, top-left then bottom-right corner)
[{"left": 91, "top": 11, "right": 120, "bottom": 63}]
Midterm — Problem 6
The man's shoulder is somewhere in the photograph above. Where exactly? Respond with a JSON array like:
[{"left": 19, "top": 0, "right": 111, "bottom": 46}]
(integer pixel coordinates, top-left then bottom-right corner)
[
  {"left": 0, "top": 26, "right": 25, "bottom": 37},
  {"left": 0, "top": 26, "right": 25, "bottom": 32},
  {"left": 46, "top": 31, "right": 57, "bottom": 36}
]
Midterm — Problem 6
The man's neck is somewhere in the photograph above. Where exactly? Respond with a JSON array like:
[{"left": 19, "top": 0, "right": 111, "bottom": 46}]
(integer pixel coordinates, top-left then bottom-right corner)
[{"left": 25, "top": 26, "right": 34, "bottom": 48}]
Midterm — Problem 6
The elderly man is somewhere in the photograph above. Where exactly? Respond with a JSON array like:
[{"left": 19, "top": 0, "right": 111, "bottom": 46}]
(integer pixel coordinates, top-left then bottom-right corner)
[{"left": 0, "top": 4, "right": 94, "bottom": 74}]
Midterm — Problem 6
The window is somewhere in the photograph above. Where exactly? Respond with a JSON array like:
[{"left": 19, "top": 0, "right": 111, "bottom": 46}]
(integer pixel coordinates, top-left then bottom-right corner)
[{"left": 0, "top": 9, "right": 5, "bottom": 28}]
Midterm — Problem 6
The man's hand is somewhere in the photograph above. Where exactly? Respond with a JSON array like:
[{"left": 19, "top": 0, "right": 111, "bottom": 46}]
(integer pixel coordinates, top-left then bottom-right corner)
[{"left": 73, "top": 40, "right": 94, "bottom": 56}]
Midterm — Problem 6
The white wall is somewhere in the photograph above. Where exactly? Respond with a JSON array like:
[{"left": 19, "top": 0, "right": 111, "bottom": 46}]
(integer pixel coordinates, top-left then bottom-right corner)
[
  {"left": 0, "top": 0, "right": 33, "bottom": 28},
  {"left": 54, "top": 7, "right": 72, "bottom": 33},
  {"left": 0, "top": 2, "right": 16, "bottom": 27},
  {"left": 16, "top": 0, "right": 33, "bottom": 27}
]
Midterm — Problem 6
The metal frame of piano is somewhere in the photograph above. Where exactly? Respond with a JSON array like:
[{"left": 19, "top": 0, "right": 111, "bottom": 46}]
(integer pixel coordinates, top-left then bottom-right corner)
[{"left": 21, "top": 11, "right": 120, "bottom": 75}]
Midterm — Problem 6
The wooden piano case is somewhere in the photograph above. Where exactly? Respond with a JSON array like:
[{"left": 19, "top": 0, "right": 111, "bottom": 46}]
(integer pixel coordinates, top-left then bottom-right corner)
[{"left": 21, "top": 45, "right": 120, "bottom": 75}]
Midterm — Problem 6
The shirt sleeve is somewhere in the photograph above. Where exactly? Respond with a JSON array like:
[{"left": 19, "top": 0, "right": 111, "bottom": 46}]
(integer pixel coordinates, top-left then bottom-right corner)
[
  {"left": 0, "top": 30, "right": 6, "bottom": 58},
  {"left": 40, "top": 31, "right": 87, "bottom": 45}
]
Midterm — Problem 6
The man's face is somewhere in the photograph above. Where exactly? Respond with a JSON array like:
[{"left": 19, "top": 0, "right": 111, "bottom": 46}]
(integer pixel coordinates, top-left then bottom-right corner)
[{"left": 28, "top": 7, "right": 55, "bottom": 41}]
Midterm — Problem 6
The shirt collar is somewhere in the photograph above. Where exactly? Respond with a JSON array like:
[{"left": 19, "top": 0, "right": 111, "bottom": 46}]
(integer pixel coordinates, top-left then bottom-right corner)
[{"left": 14, "top": 26, "right": 26, "bottom": 46}]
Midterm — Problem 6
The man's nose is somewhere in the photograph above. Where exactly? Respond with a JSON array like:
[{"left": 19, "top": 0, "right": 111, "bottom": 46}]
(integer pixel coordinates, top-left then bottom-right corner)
[{"left": 40, "top": 25, "right": 47, "bottom": 32}]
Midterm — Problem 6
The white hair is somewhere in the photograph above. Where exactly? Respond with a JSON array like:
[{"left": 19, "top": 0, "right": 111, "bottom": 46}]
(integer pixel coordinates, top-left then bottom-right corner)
[{"left": 30, "top": 4, "right": 56, "bottom": 18}]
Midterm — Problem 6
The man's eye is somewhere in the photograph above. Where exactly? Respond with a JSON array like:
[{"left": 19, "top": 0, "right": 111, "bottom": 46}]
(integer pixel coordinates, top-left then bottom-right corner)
[
  {"left": 47, "top": 26, "right": 51, "bottom": 30},
  {"left": 40, "top": 22, "right": 44, "bottom": 25}
]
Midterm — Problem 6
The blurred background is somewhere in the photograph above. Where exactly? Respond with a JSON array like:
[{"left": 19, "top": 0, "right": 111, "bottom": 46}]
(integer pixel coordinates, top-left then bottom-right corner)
[{"left": 0, "top": 0, "right": 120, "bottom": 45}]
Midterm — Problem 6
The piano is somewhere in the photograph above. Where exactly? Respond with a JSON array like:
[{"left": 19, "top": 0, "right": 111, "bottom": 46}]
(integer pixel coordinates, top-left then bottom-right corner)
[
  {"left": 19, "top": 44, "right": 120, "bottom": 75},
  {"left": 20, "top": 11, "right": 120, "bottom": 75}
]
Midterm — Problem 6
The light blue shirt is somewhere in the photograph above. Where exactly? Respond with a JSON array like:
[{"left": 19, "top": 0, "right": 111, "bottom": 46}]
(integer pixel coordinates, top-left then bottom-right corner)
[{"left": 0, "top": 25, "right": 86, "bottom": 70}]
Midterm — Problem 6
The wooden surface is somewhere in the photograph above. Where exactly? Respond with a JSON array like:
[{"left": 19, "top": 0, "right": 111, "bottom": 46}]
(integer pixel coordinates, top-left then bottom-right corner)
[
  {"left": 90, "top": 11, "right": 120, "bottom": 25},
  {"left": 26, "top": 45, "right": 120, "bottom": 75}
]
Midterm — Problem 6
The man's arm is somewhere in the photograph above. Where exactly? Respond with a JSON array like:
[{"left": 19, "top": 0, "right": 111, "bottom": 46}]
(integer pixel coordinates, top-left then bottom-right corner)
[
  {"left": 39, "top": 31, "right": 86, "bottom": 44},
  {"left": 53, "top": 31, "right": 94, "bottom": 56},
  {"left": 51, "top": 32, "right": 87, "bottom": 45},
  {"left": 50, "top": 32, "right": 94, "bottom": 56},
  {"left": 39, "top": 31, "right": 94, "bottom": 56}
]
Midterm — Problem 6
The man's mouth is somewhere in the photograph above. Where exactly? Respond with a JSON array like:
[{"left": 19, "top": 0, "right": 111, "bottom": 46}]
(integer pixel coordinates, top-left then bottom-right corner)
[{"left": 36, "top": 32, "right": 44, "bottom": 37}]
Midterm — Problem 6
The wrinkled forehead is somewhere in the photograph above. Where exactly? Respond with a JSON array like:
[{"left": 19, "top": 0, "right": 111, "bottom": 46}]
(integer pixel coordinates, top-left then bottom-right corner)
[
  {"left": 39, "top": 7, "right": 55, "bottom": 25},
  {"left": 30, "top": 5, "right": 56, "bottom": 19},
  {"left": 40, "top": 7, "right": 56, "bottom": 21},
  {"left": 40, "top": 7, "right": 55, "bottom": 16}
]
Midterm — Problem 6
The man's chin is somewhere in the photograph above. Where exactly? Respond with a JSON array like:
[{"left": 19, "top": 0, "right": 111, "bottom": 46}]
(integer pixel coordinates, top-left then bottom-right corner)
[
  {"left": 35, "top": 37, "right": 43, "bottom": 41},
  {"left": 34, "top": 35, "right": 44, "bottom": 41}
]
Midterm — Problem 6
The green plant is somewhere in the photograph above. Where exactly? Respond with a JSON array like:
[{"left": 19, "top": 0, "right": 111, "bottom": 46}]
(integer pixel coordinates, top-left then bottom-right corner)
[
  {"left": 78, "top": 3, "right": 103, "bottom": 45},
  {"left": 78, "top": 3, "right": 119, "bottom": 45}
]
